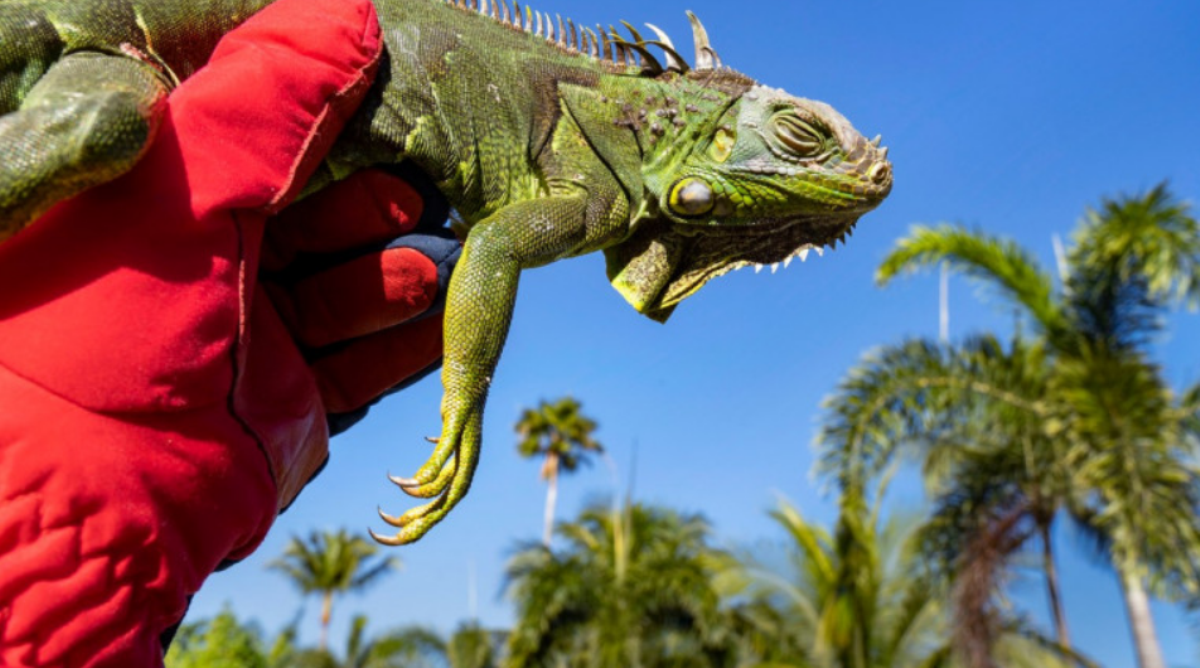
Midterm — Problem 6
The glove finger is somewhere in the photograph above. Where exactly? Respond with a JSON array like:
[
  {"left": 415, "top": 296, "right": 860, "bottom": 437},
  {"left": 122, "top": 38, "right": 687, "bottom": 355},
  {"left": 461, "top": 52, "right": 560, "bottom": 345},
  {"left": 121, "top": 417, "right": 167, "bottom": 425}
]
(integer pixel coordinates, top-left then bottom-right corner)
[
  {"left": 271, "top": 231, "right": 460, "bottom": 348},
  {"left": 313, "top": 316, "right": 443, "bottom": 414},
  {"left": 170, "top": 0, "right": 383, "bottom": 216},
  {"left": 263, "top": 171, "right": 426, "bottom": 271}
]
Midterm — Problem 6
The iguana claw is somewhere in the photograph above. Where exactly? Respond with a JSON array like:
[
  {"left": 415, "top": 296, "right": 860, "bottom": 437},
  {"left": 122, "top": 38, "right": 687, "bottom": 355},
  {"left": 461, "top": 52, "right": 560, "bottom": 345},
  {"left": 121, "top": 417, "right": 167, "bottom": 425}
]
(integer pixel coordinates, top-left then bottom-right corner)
[
  {"left": 372, "top": 412, "right": 483, "bottom": 545},
  {"left": 390, "top": 455, "right": 456, "bottom": 498},
  {"left": 376, "top": 506, "right": 407, "bottom": 527},
  {"left": 390, "top": 429, "right": 458, "bottom": 487},
  {"left": 367, "top": 529, "right": 406, "bottom": 547},
  {"left": 373, "top": 492, "right": 450, "bottom": 544}
]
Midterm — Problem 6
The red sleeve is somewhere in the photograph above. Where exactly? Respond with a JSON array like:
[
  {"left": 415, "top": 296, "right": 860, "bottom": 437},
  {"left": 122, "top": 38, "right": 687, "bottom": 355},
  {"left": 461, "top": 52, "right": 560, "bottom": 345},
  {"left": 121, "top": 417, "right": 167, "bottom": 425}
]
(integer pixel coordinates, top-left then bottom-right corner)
[{"left": 0, "top": 0, "right": 384, "bottom": 664}]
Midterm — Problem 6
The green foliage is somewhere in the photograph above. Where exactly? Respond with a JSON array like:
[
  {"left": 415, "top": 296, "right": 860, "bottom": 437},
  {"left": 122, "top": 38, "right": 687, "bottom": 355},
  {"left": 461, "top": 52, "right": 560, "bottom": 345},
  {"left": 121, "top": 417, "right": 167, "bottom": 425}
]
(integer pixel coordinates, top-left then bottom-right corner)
[
  {"left": 165, "top": 608, "right": 268, "bottom": 668},
  {"left": 446, "top": 623, "right": 508, "bottom": 668},
  {"left": 168, "top": 611, "right": 497, "bottom": 668},
  {"left": 274, "top": 615, "right": 495, "bottom": 668},
  {"left": 1069, "top": 183, "right": 1200, "bottom": 311},
  {"left": 504, "top": 501, "right": 731, "bottom": 667},
  {"left": 817, "top": 335, "right": 1054, "bottom": 494},
  {"left": 724, "top": 489, "right": 955, "bottom": 668},
  {"left": 358, "top": 622, "right": 506, "bottom": 668},
  {"left": 350, "top": 624, "right": 447, "bottom": 668}
]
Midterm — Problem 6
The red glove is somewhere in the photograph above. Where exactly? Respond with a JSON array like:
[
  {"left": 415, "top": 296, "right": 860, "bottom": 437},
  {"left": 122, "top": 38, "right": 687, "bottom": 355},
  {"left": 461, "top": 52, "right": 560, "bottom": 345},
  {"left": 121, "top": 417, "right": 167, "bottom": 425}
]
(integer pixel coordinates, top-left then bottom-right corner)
[
  {"left": 0, "top": 0, "right": 455, "bottom": 665},
  {"left": 262, "top": 166, "right": 459, "bottom": 439}
]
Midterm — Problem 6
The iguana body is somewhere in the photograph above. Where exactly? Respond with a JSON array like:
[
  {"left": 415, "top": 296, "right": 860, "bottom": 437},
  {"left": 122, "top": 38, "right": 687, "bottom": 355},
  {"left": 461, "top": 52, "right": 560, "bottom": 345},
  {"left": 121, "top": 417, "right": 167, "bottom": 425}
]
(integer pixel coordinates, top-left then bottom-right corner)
[{"left": 0, "top": 0, "right": 893, "bottom": 544}]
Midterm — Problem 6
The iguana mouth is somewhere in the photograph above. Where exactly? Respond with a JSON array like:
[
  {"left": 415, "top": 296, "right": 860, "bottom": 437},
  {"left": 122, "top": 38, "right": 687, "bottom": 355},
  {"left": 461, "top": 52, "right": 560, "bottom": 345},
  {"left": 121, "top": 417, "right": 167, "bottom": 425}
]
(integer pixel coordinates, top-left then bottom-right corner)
[{"left": 605, "top": 213, "right": 862, "bottom": 322}]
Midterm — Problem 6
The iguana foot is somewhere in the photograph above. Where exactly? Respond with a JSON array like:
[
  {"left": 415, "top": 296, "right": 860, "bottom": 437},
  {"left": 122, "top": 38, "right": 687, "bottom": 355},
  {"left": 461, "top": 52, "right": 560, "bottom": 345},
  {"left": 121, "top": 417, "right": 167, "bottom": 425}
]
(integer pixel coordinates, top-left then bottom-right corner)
[{"left": 371, "top": 412, "right": 482, "bottom": 545}]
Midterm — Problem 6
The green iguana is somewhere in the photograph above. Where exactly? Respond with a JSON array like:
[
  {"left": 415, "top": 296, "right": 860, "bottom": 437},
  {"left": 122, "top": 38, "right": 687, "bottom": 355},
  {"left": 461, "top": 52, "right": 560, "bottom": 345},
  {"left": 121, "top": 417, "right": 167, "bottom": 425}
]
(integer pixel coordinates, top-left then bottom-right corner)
[{"left": 0, "top": 0, "right": 893, "bottom": 545}]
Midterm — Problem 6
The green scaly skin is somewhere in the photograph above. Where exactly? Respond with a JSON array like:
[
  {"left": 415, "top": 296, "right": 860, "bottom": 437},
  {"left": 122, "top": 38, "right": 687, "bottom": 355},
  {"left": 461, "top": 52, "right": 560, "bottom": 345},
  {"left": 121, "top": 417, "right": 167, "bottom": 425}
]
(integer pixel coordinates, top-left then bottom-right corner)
[{"left": 0, "top": 0, "right": 893, "bottom": 544}]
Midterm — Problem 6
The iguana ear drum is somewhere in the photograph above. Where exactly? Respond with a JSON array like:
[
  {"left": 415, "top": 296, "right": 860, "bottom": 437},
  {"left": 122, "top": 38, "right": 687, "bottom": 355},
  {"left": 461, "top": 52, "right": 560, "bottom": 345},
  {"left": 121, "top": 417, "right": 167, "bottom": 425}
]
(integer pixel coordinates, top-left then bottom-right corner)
[
  {"left": 668, "top": 178, "right": 715, "bottom": 217},
  {"left": 709, "top": 127, "right": 735, "bottom": 163}
]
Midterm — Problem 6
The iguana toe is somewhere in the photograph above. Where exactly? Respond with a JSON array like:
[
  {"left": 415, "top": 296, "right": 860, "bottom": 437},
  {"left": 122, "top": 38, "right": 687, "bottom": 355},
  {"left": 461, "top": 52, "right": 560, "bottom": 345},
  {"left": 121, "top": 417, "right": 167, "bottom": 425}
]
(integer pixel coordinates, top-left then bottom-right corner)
[
  {"left": 373, "top": 492, "right": 450, "bottom": 545},
  {"left": 390, "top": 455, "right": 456, "bottom": 498},
  {"left": 371, "top": 414, "right": 482, "bottom": 545},
  {"left": 389, "top": 435, "right": 456, "bottom": 487}
]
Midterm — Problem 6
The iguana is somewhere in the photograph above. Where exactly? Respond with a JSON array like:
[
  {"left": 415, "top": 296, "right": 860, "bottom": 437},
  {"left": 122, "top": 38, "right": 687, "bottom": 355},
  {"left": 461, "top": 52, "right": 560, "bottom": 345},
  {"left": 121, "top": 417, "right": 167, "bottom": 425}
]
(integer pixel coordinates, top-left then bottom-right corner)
[{"left": 0, "top": 0, "right": 892, "bottom": 545}]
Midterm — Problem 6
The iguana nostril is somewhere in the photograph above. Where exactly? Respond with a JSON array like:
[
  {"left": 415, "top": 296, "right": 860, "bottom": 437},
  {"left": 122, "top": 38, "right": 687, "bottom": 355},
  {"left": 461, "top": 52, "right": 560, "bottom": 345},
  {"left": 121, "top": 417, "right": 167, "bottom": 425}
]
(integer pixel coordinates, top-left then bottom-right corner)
[{"left": 869, "top": 162, "right": 891, "bottom": 185}]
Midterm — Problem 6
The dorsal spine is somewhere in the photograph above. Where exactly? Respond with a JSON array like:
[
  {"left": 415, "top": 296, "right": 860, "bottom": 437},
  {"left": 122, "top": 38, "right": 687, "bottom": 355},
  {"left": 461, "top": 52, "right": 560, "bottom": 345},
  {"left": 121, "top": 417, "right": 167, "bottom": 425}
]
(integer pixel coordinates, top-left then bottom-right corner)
[{"left": 435, "top": 0, "right": 728, "bottom": 77}]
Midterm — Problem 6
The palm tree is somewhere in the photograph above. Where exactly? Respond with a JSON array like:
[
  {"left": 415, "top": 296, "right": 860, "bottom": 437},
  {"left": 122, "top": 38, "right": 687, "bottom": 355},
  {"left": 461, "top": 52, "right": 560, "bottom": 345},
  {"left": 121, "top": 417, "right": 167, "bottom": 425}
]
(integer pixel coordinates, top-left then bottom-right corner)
[
  {"left": 166, "top": 607, "right": 269, "bottom": 668},
  {"left": 267, "top": 615, "right": 503, "bottom": 668},
  {"left": 515, "top": 397, "right": 603, "bottom": 546},
  {"left": 727, "top": 488, "right": 953, "bottom": 668},
  {"left": 443, "top": 623, "right": 506, "bottom": 668},
  {"left": 915, "top": 421, "right": 1082, "bottom": 668},
  {"left": 269, "top": 529, "right": 400, "bottom": 651},
  {"left": 726, "top": 483, "right": 1080, "bottom": 668},
  {"left": 360, "top": 622, "right": 506, "bottom": 668},
  {"left": 818, "top": 184, "right": 1200, "bottom": 668},
  {"left": 504, "top": 500, "right": 730, "bottom": 667},
  {"left": 820, "top": 335, "right": 1078, "bottom": 659}
]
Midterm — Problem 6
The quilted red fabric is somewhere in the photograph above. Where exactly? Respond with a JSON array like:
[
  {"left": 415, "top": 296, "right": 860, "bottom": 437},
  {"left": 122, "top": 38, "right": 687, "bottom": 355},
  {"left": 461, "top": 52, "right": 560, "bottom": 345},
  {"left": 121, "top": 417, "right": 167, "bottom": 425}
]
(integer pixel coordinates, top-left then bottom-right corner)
[{"left": 0, "top": 0, "right": 416, "bottom": 663}]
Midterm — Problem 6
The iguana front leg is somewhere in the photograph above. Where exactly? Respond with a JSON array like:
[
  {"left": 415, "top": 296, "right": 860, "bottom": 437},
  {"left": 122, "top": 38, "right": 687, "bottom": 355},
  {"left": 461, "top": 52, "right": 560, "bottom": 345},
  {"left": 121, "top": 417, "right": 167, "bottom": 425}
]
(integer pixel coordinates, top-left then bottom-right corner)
[
  {"left": 0, "top": 52, "right": 167, "bottom": 240},
  {"left": 371, "top": 190, "right": 628, "bottom": 545}
]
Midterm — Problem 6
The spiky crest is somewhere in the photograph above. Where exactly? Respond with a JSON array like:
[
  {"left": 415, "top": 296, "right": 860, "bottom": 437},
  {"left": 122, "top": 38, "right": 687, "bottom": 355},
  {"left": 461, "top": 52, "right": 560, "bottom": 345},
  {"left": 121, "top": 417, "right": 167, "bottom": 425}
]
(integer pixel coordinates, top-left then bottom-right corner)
[{"left": 436, "top": 0, "right": 738, "bottom": 78}]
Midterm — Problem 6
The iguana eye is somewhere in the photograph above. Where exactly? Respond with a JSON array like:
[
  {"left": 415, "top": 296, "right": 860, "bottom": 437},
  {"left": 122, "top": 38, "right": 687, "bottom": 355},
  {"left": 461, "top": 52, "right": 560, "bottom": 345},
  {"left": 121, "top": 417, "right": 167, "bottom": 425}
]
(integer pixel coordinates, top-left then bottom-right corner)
[
  {"left": 668, "top": 178, "right": 715, "bottom": 217},
  {"left": 771, "top": 112, "right": 825, "bottom": 158}
]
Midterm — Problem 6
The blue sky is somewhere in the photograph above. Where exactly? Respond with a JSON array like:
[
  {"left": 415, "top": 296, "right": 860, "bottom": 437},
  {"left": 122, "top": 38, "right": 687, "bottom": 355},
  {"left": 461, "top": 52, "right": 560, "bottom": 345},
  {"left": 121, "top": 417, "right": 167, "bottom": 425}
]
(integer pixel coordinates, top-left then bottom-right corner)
[{"left": 191, "top": 1, "right": 1200, "bottom": 666}]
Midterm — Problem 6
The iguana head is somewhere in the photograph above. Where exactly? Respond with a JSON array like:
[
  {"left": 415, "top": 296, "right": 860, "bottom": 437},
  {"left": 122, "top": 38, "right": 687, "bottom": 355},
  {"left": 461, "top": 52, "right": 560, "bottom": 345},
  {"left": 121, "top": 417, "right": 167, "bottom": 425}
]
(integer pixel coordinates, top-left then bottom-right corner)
[{"left": 607, "top": 82, "right": 893, "bottom": 321}]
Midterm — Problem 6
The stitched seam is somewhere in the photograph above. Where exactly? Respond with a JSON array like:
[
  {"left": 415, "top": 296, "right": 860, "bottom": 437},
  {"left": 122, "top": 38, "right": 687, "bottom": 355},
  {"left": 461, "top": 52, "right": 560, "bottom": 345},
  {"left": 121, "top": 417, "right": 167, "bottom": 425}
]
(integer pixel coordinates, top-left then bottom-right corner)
[
  {"left": 223, "top": 210, "right": 279, "bottom": 495},
  {"left": 268, "top": 27, "right": 382, "bottom": 212}
]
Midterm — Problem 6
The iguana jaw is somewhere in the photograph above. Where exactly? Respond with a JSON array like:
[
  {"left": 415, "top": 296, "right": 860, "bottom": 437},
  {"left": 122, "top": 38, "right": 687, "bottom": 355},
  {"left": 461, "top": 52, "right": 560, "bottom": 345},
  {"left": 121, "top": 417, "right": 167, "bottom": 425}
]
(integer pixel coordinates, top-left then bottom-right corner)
[{"left": 606, "top": 212, "right": 865, "bottom": 322}]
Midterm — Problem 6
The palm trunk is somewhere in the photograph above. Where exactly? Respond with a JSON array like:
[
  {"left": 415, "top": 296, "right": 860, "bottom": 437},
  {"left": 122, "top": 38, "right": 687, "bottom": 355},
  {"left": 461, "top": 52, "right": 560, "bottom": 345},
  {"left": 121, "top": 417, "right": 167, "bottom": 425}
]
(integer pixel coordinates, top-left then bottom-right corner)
[
  {"left": 1038, "top": 522, "right": 1072, "bottom": 654},
  {"left": 541, "top": 453, "right": 559, "bottom": 547},
  {"left": 319, "top": 590, "right": 333, "bottom": 651},
  {"left": 1118, "top": 568, "right": 1165, "bottom": 668}
]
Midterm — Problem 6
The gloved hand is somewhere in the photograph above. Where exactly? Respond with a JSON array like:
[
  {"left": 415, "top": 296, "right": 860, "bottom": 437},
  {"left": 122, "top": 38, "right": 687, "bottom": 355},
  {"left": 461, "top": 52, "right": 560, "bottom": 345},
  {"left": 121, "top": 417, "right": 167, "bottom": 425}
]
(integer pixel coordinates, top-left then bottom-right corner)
[
  {"left": 0, "top": 0, "right": 454, "bottom": 665},
  {"left": 261, "top": 167, "right": 458, "bottom": 440}
]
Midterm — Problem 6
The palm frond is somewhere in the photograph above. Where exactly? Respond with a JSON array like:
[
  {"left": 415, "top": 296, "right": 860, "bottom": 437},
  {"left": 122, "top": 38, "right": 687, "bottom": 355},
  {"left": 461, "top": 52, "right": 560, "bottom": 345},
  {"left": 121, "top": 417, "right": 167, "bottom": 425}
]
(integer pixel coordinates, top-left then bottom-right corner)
[
  {"left": 1070, "top": 182, "right": 1200, "bottom": 308},
  {"left": 1181, "top": 380, "right": 1200, "bottom": 445},
  {"left": 998, "top": 617, "right": 1102, "bottom": 668},
  {"left": 877, "top": 224, "right": 1066, "bottom": 335},
  {"left": 817, "top": 336, "right": 1050, "bottom": 493}
]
